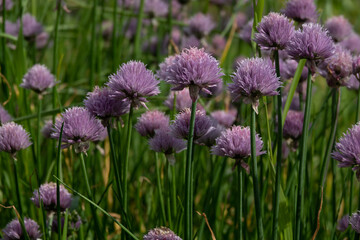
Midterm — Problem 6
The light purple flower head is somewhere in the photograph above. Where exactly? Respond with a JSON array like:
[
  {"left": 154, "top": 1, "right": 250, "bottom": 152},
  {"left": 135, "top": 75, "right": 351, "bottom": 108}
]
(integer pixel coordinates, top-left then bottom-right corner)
[
  {"left": 143, "top": 227, "right": 182, "bottom": 240},
  {"left": 144, "top": 0, "right": 168, "bottom": 17},
  {"left": 228, "top": 57, "right": 281, "bottom": 113},
  {"left": 254, "top": 12, "right": 295, "bottom": 51},
  {"left": 107, "top": 61, "right": 160, "bottom": 108},
  {"left": 0, "top": 105, "right": 12, "bottom": 124},
  {"left": 350, "top": 211, "right": 360, "bottom": 233},
  {"left": 5, "top": 21, "right": 18, "bottom": 37},
  {"left": 211, "top": 126, "right": 265, "bottom": 172},
  {"left": 162, "top": 47, "right": 224, "bottom": 102},
  {"left": 157, "top": 55, "right": 177, "bottom": 82},
  {"left": 210, "top": 109, "right": 237, "bottom": 128},
  {"left": 21, "top": 64, "right": 56, "bottom": 94},
  {"left": 354, "top": 56, "right": 360, "bottom": 76},
  {"left": 171, "top": 109, "right": 213, "bottom": 140},
  {"left": 0, "top": 0, "right": 13, "bottom": 11},
  {"left": 339, "top": 33, "right": 360, "bottom": 55},
  {"left": 332, "top": 123, "right": 360, "bottom": 180},
  {"left": 282, "top": 0, "right": 318, "bottom": 24},
  {"left": 149, "top": 128, "right": 186, "bottom": 164},
  {"left": 51, "top": 107, "right": 106, "bottom": 153},
  {"left": 135, "top": 110, "right": 169, "bottom": 138},
  {"left": 337, "top": 215, "right": 349, "bottom": 232},
  {"left": 2, "top": 218, "right": 42, "bottom": 240},
  {"left": 320, "top": 45, "right": 353, "bottom": 88},
  {"left": 0, "top": 122, "right": 31, "bottom": 157},
  {"left": 280, "top": 59, "right": 308, "bottom": 82},
  {"left": 20, "top": 13, "right": 43, "bottom": 38},
  {"left": 196, "top": 122, "right": 223, "bottom": 147},
  {"left": 346, "top": 75, "right": 359, "bottom": 91},
  {"left": 199, "top": 80, "right": 223, "bottom": 98},
  {"left": 31, "top": 182, "right": 72, "bottom": 211},
  {"left": 283, "top": 110, "right": 303, "bottom": 140},
  {"left": 325, "top": 16, "right": 353, "bottom": 42},
  {"left": 286, "top": 23, "right": 335, "bottom": 73},
  {"left": 188, "top": 13, "right": 215, "bottom": 38},
  {"left": 36, "top": 31, "right": 49, "bottom": 49},
  {"left": 84, "top": 86, "right": 130, "bottom": 125},
  {"left": 239, "top": 19, "right": 253, "bottom": 44}
]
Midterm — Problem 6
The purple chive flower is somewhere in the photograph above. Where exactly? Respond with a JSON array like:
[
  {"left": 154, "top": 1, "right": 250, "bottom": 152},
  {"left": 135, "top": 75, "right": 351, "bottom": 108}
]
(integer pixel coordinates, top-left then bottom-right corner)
[
  {"left": 20, "top": 13, "right": 43, "bottom": 38},
  {"left": 149, "top": 128, "right": 186, "bottom": 164},
  {"left": 21, "top": 64, "right": 56, "bottom": 94},
  {"left": 286, "top": 23, "right": 335, "bottom": 73},
  {"left": 0, "top": 0, "right": 13, "bottom": 11},
  {"left": 280, "top": 59, "right": 308, "bottom": 81},
  {"left": 254, "top": 12, "right": 295, "bottom": 51},
  {"left": 162, "top": 47, "right": 224, "bottom": 101},
  {"left": 283, "top": 110, "right": 304, "bottom": 141},
  {"left": 135, "top": 110, "right": 169, "bottom": 138},
  {"left": 144, "top": 0, "right": 168, "bottom": 17},
  {"left": 350, "top": 211, "right": 360, "bottom": 233},
  {"left": 0, "top": 105, "right": 12, "bottom": 124},
  {"left": 31, "top": 182, "right": 72, "bottom": 211},
  {"left": 84, "top": 86, "right": 130, "bottom": 125},
  {"left": 196, "top": 123, "right": 223, "bottom": 147},
  {"left": 36, "top": 32, "right": 49, "bottom": 49},
  {"left": 164, "top": 89, "right": 204, "bottom": 112},
  {"left": 239, "top": 19, "right": 253, "bottom": 44},
  {"left": 282, "top": 0, "right": 318, "bottom": 24},
  {"left": 337, "top": 215, "right": 350, "bottom": 232},
  {"left": 339, "top": 33, "right": 360, "bottom": 55},
  {"left": 157, "top": 55, "right": 176, "bottom": 82},
  {"left": 107, "top": 61, "right": 160, "bottom": 108},
  {"left": 42, "top": 120, "right": 54, "bottom": 139},
  {"left": 5, "top": 21, "right": 19, "bottom": 37},
  {"left": 211, "top": 126, "right": 265, "bottom": 172},
  {"left": 228, "top": 57, "right": 281, "bottom": 113},
  {"left": 354, "top": 56, "right": 360, "bottom": 76},
  {"left": 171, "top": 109, "right": 213, "bottom": 140},
  {"left": 2, "top": 218, "right": 42, "bottom": 240},
  {"left": 325, "top": 16, "right": 353, "bottom": 42},
  {"left": 346, "top": 75, "right": 359, "bottom": 91},
  {"left": 0, "top": 122, "right": 31, "bottom": 157},
  {"left": 320, "top": 45, "right": 353, "bottom": 88},
  {"left": 143, "top": 227, "right": 182, "bottom": 240},
  {"left": 332, "top": 123, "right": 360, "bottom": 180},
  {"left": 199, "top": 80, "right": 223, "bottom": 98},
  {"left": 51, "top": 107, "right": 106, "bottom": 153},
  {"left": 210, "top": 109, "right": 237, "bottom": 128},
  {"left": 188, "top": 13, "right": 215, "bottom": 38},
  {"left": 52, "top": 211, "right": 82, "bottom": 234}
]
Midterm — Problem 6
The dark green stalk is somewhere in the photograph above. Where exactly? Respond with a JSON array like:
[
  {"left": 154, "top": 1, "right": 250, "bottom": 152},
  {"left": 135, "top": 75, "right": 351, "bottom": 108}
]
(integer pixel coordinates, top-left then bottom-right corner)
[
  {"left": 184, "top": 99, "right": 197, "bottom": 240},
  {"left": 356, "top": 87, "right": 360, "bottom": 240},
  {"left": 89, "top": 0, "right": 97, "bottom": 89},
  {"left": 237, "top": 165, "right": 243, "bottom": 240},
  {"left": 56, "top": 123, "right": 64, "bottom": 240},
  {"left": 134, "top": 0, "right": 144, "bottom": 59},
  {"left": 2, "top": 0, "right": 6, "bottom": 77},
  {"left": 171, "top": 164, "right": 177, "bottom": 219},
  {"left": 250, "top": 107, "right": 264, "bottom": 240},
  {"left": 295, "top": 69, "right": 313, "bottom": 240},
  {"left": 123, "top": 105, "right": 134, "bottom": 239},
  {"left": 272, "top": 50, "right": 282, "bottom": 240},
  {"left": 107, "top": 125, "right": 123, "bottom": 202},
  {"left": 13, "top": 158, "right": 23, "bottom": 216},
  {"left": 52, "top": 0, "right": 61, "bottom": 116},
  {"left": 111, "top": 0, "right": 118, "bottom": 70},
  {"left": 155, "top": 152, "right": 167, "bottom": 224},
  {"left": 37, "top": 95, "right": 42, "bottom": 178}
]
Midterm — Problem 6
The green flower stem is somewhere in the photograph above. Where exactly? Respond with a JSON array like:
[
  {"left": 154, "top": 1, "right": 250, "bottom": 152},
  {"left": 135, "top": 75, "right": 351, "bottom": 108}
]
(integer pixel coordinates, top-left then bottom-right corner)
[
  {"left": 184, "top": 99, "right": 197, "bottom": 240},
  {"left": 272, "top": 50, "right": 282, "bottom": 240},
  {"left": 79, "top": 152, "right": 104, "bottom": 240},
  {"left": 13, "top": 158, "right": 23, "bottom": 216},
  {"left": 250, "top": 107, "right": 264, "bottom": 240},
  {"left": 123, "top": 105, "right": 134, "bottom": 239},
  {"left": 155, "top": 152, "right": 167, "bottom": 224},
  {"left": 356, "top": 87, "right": 360, "bottom": 240},
  {"left": 295, "top": 69, "right": 313, "bottom": 240},
  {"left": 52, "top": 0, "right": 61, "bottom": 112},
  {"left": 37, "top": 95, "right": 42, "bottom": 178},
  {"left": 236, "top": 165, "right": 243, "bottom": 240},
  {"left": 56, "top": 123, "right": 64, "bottom": 240},
  {"left": 170, "top": 163, "right": 177, "bottom": 220}
]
